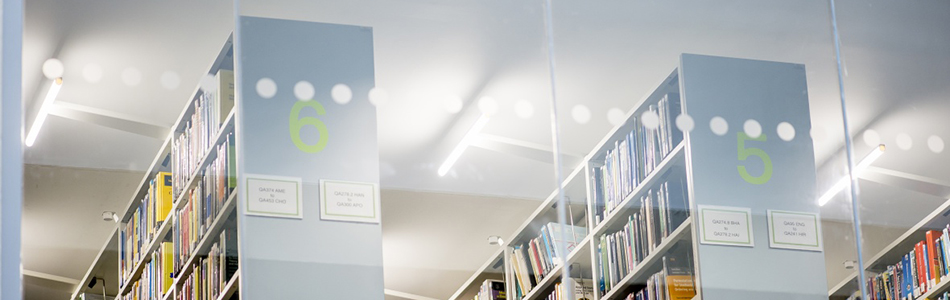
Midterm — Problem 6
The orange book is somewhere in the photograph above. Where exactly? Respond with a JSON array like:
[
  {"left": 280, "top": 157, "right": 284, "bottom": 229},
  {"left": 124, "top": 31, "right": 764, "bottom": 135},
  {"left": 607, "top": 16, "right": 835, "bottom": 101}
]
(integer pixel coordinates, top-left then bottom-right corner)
[{"left": 928, "top": 230, "right": 943, "bottom": 286}]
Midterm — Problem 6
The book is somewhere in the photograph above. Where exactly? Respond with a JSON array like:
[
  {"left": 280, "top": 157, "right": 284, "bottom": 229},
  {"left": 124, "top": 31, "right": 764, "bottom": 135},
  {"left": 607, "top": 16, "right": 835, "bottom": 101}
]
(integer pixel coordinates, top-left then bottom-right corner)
[
  {"left": 593, "top": 93, "right": 683, "bottom": 227},
  {"left": 917, "top": 241, "right": 927, "bottom": 293},
  {"left": 902, "top": 253, "right": 913, "bottom": 299},
  {"left": 155, "top": 172, "right": 173, "bottom": 227},
  {"left": 214, "top": 69, "right": 235, "bottom": 125},
  {"left": 476, "top": 279, "right": 506, "bottom": 300},
  {"left": 119, "top": 171, "right": 177, "bottom": 287},
  {"left": 928, "top": 230, "right": 942, "bottom": 287},
  {"left": 162, "top": 242, "right": 174, "bottom": 294},
  {"left": 662, "top": 245, "right": 696, "bottom": 300},
  {"left": 546, "top": 278, "right": 594, "bottom": 300},
  {"left": 510, "top": 223, "right": 588, "bottom": 297}
]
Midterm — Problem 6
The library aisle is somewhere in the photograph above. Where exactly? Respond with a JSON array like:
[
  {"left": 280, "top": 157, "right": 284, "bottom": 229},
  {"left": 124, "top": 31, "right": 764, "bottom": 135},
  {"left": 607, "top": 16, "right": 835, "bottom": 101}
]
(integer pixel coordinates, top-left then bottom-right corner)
[{"left": 10, "top": 1, "right": 950, "bottom": 300}]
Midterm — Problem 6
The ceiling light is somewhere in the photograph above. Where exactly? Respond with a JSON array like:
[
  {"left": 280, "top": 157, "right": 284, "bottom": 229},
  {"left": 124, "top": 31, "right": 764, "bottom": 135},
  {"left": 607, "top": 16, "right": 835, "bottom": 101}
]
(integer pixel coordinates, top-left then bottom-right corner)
[
  {"left": 818, "top": 144, "right": 885, "bottom": 206},
  {"left": 101, "top": 211, "right": 118, "bottom": 223},
  {"left": 437, "top": 114, "right": 490, "bottom": 177},
  {"left": 487, "top": 235, "right": 504, "bottom": 246},
  {"left": 25, "top": 77, "right": 63, "bottom": 147}
]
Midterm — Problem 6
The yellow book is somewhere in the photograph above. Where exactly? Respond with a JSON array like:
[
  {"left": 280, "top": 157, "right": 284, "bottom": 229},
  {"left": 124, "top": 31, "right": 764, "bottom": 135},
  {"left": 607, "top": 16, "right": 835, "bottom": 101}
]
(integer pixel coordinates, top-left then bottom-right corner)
[
  {"left": 215, "top": 69, "right": 235, "bottom": 123},
  {"left": 156, "top": 172, "right": 173, "bottom": 224},
  {"left": 162, "top": 242, "right": 174, "bottom": 294}
]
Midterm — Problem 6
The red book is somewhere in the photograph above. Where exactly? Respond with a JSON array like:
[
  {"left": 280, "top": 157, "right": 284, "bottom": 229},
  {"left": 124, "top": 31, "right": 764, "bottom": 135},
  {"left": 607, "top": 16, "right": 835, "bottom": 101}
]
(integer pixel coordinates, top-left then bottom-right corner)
[
  {"left": 918, "top": 241, "right": 928, "bottom": 292},
  {"left": 928, "top": 230, "right": 943, "bottom": 285}
]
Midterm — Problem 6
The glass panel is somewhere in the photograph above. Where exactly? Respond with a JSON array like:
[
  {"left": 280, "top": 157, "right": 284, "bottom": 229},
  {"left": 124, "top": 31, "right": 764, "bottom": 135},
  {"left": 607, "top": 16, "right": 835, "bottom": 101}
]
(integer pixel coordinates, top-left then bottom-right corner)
[
  {"left": 25, "top": 1, "right": 948, "bottom": 300},
  {"left": 22, "top": 1, "right": 235, "bottom": 299},
  {"left": 834, "top": 1, "right": 950, "bottom": 299},
  {"left": 547, "top": 1, "right": 859, "bottom": 299},
  {"left": 234, "top": 1, "right": 560, "bottom": 300}
]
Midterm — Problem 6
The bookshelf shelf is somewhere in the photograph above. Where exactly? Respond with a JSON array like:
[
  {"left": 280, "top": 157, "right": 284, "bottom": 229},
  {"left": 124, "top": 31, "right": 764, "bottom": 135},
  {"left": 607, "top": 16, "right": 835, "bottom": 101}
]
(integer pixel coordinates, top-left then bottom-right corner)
[
  {"left": 589, "top": 142, "right": 685, "bottom": 238},
  {"left": 519, "top": 234, "right": 593, "bottom": 300},
  {"left": 170, "top": 109, "right": 236, "bottom": 213},
  {"left": 827, "top": 198, "right": 950, "bottom": 298},
  {"left": 919, "top": 275, "right": 950, "bottom": 300},
  {"left": 505, "top": 163, "right": 589, "bottom": 248},
  {"left": 77, "top": 19, "right": 382, "bottom": 300},
  {"left": 172, "top": 191, "right": 237, "bottom": 288},
  {"left": 162, "top": 285, "right": 175, "bottom": 300},
  {"left": 461, "top": 55, "right": 823, "bottom": 300},
  {"left": 448, "top": 249, "right": 505, "bottom": 300},
  {"left": 599, "top": 219, "right": 691, "bottom": 300},
  {"left": 117, "top": 106, "right": 237, "bottom": 295},
  {"left": 827, "top": 272, "right": 856, "bottom": 298},
  {"left": 216, "top": 272, "right": 240, "bottom": 300},
  {"left": 117, "top": 214, "right": 175, "bottom": 294}
]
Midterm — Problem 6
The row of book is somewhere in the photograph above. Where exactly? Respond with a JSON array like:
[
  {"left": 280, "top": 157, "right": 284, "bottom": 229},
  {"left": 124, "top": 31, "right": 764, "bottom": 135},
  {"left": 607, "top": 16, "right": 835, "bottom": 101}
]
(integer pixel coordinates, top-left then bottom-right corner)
[
  {"left": 173, "top": 132, "right": 236, "bottom": 275},
  {"left": 177, "top": 218, "right": 239, "bottom": 300},
  {"left": 121, "top": 242, "right": 174, "bottom": 300},
  {"left": 622, "top": 245, "right": 695, "bottom": 300},
  {"left": 120, "top": 172, "right": 174, "bottom": 286},
  {"left": 172, "top": 69, "right": 234, "bottom": 198},
  {"left": 475, "top": 280, "right": 506, "bottom": 300},
  {"left": 592, "top": 94, "right": 682, "bottom": 226},
  {"left": 510, "top": 223, "right": 588, "bottom": 298},
  {"left": 865, "top": 226, "right": 950, "bottom": 300},
  {"left": 544, "top": 278, "right": 594, "bottom": 300},
  {"left": 598, "top": 179, "right": 689, "bottom": 295}
]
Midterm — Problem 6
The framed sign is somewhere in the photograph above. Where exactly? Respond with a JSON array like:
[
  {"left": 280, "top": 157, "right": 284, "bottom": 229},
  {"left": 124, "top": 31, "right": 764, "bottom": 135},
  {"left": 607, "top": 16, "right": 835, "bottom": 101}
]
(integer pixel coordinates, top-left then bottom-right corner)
[
  {"left": 698, "top": 205, "right": 754, "bottom": 247},
  {"left": 320, "top": 180, "right": 380, "bottom": 223},
  {"left": 767, "top": 210, "right": 822, "bottom": 252},
  {"left": 245, "top": 174, "right": 303, "bottom": 219}
]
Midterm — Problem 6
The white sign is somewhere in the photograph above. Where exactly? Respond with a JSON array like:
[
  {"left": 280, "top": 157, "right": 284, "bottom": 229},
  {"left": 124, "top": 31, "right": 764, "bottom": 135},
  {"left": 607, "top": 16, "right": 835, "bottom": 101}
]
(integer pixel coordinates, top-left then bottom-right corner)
[
  {"left": 320, "top": 180, "right": 380, "bottom": 224},
  {"left": 699, "top": 205, "right": 754, "bottom": 247},
  {"left": 245, "top": 174, "right": 303, "bottom": 219},
  {"left": 767, "top": 210, "right": 822, "bottom": 252}
]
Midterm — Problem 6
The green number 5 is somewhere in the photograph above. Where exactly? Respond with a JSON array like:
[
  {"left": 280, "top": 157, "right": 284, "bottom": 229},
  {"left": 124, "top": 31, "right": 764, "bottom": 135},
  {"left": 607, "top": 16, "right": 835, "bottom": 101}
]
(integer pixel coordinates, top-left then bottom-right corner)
[
  {"left": 737, "top": 132, "right": 772, "bottom": 185},
  {"left": 289, "top": 101, "right": 329, "bottom": 153}
]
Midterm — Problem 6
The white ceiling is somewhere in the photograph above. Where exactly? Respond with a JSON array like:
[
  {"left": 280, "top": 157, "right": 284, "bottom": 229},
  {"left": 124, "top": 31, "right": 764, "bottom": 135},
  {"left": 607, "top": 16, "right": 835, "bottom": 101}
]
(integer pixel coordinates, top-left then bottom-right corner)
[{"left": 20, "top": 0, "right": 950, "bottom": 299}]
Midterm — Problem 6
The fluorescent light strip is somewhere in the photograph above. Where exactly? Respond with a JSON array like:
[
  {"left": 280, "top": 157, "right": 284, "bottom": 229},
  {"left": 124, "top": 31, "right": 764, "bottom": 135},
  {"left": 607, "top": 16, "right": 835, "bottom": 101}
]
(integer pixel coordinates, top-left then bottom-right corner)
[
  {"left": 438, "top": 114, "right": 490, "bottom": 177},
  {"left": 818, "top": 144, "right": 886, "bottom": 206},
  {"left": 25, "top": 77, "right": 63, "bottom": 147}
]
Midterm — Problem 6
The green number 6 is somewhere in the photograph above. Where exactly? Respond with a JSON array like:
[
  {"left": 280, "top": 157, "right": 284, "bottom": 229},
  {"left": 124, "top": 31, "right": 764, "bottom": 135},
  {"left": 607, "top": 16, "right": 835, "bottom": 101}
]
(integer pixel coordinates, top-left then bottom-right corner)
[
  {"left": 289, "top": 100, "right": 329, "bottom": 153},
  {"left": 737, "top": 132, "right": 772, "bottom": 185}
]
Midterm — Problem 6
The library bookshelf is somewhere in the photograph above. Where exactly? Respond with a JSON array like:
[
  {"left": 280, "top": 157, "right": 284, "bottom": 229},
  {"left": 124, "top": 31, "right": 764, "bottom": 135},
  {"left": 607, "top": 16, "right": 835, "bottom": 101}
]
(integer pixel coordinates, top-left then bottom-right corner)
[
  {"left": 451, "top": 54, "right": 827, "bottom": 300},
  {"left": 73, "top": 17, "right": 384, "bottom": 300},
  {"left": 71, "top": 35, "right": 237, "bottom": 300},
  {"left": 828, "top": 197, "right": 950, "bottom": 300}
]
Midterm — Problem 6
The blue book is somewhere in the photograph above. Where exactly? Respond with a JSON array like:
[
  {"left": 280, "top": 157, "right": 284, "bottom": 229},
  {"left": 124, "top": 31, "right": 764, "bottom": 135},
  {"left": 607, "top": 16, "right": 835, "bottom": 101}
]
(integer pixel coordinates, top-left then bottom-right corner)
[
  {"left": 539, "top": 226, "right": 555, "bottom": 267},
  {"left": 904, "top": 253, "right": 913, "bottom": 299}
]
